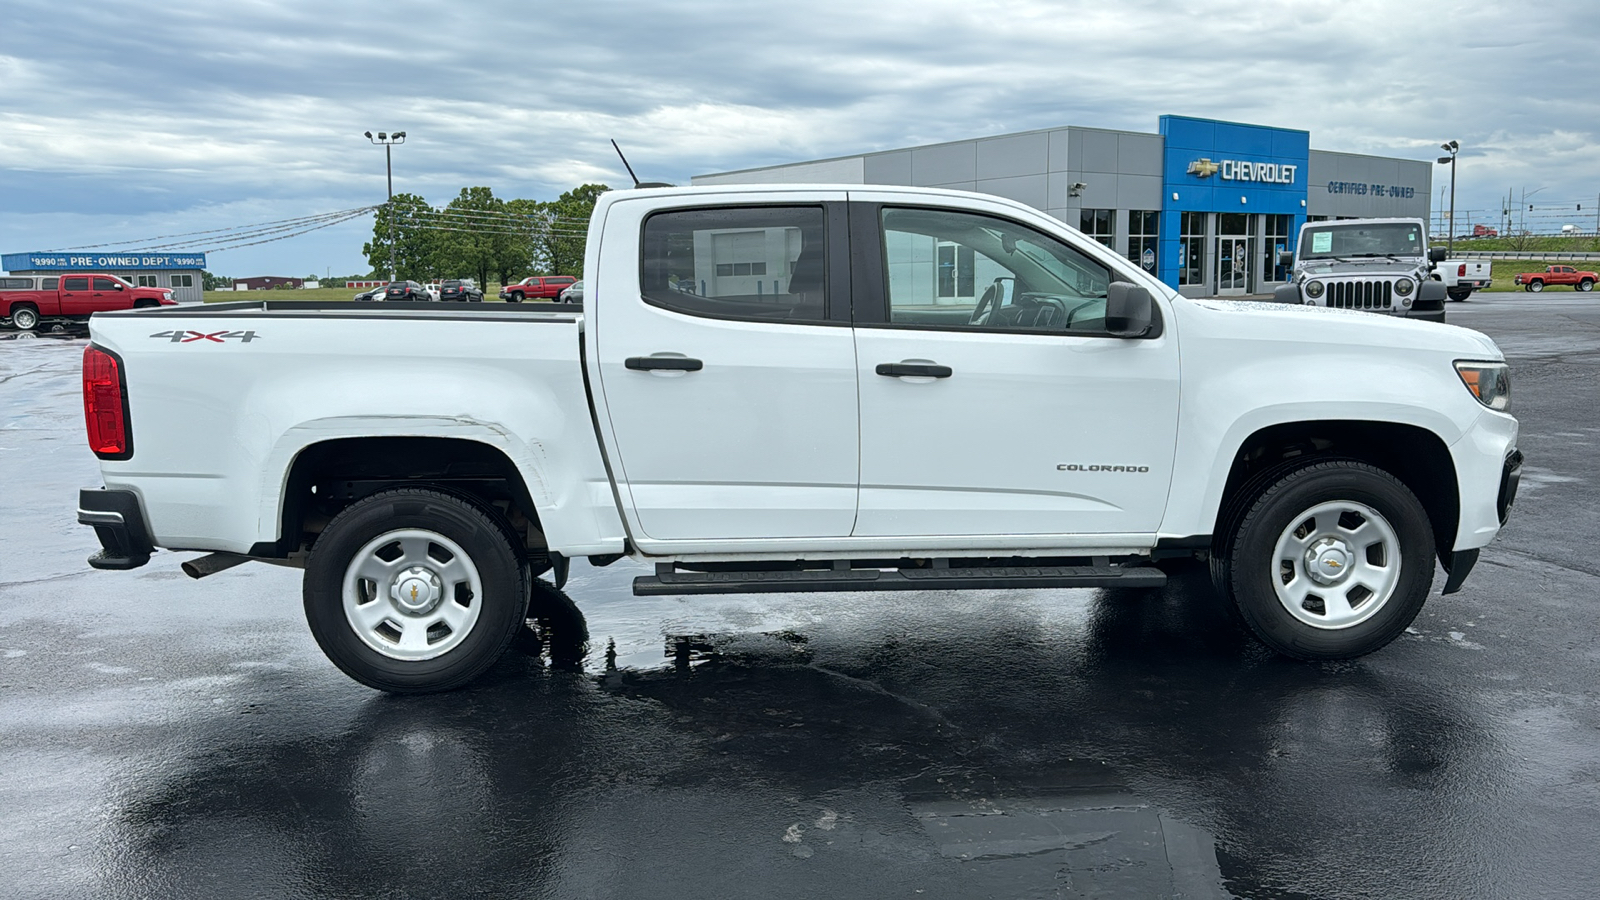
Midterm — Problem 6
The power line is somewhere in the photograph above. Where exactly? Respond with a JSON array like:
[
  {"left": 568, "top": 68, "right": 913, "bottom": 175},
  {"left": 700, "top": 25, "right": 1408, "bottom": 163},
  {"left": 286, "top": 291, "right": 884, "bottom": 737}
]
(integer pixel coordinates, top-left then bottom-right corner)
[{"left": 41, "top": 207, "right": 378, "bottom": 253}]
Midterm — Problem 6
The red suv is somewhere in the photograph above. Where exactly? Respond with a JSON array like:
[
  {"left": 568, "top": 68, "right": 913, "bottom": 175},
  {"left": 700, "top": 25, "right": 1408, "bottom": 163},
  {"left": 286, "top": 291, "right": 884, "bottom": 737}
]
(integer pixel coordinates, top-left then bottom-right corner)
[{"left": 500, "top": 276, "right": 576, "bottom": 302}]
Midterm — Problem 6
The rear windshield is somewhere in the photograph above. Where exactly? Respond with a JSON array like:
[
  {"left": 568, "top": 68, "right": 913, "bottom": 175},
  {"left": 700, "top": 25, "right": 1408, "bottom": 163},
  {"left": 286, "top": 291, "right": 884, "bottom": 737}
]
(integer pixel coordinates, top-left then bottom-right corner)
[{"left": 441, "top": 281, "right": 463, "bottom": 287}]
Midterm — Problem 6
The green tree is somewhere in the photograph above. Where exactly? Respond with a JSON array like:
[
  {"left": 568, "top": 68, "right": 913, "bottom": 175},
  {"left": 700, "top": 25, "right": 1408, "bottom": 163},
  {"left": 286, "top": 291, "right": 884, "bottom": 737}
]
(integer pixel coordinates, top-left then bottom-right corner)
[
  {"left": 497, "top": 197, "right": 546, "bottom": 286},
  {"left": 534, "top": 183, "right": 610, "bottom": 277},
  {"left": 363, "top": 192, "right": 439, "bottom": 281},
  {"left": 201, "top": 271, "right": 232, "bottom": 291},
  {"left": 435, "top": 186, "right": 516, "bottom": 289}
]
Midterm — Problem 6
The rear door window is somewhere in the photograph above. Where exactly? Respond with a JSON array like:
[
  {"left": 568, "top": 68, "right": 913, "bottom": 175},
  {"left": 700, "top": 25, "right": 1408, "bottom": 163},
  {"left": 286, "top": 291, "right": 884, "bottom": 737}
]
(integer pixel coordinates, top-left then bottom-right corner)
[
  {"left": 640, "top": 206, "right": 830, "bottom": 323},
  {"left": 63, "top": 276, "right": 89, "bottom": 291}
]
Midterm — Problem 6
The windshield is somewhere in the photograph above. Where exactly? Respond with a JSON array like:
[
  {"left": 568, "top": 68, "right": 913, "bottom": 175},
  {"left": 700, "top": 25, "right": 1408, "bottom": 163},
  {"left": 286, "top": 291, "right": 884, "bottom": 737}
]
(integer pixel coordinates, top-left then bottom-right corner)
[{"left": 1300, "top": 223, "right": 1423, "bottom": 259}]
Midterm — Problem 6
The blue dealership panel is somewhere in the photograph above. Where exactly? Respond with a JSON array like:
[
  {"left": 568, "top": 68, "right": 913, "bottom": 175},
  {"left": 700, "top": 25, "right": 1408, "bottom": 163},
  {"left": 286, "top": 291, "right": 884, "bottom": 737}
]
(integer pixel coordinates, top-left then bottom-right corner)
[
  {"left": 1156, "top": 116, "right": 1309, "bottom": 289},
  {"left": 3, "top": 251, "right": 207, "bottom": 271}
]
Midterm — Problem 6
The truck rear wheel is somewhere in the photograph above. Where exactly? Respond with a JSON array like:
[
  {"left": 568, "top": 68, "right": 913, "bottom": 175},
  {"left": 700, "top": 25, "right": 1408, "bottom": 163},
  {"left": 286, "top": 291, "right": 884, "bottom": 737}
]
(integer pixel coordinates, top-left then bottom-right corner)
[
  {"left": 10, "top": 305, "right": 39, "bottom": 331},
  {"left": 1216, "top": 460, "right": 1433, "bottom": 660},
  {"left": 1446, "top": 287, "right": 1471, "bottom": 302},
  {"left": 303, "top": 487, "right": 530, "bottom": 693}
]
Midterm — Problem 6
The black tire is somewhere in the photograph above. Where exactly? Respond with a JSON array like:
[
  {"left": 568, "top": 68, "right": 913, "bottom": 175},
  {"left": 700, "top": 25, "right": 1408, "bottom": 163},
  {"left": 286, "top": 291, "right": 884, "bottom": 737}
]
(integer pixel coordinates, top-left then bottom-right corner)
[
  {"left": 507, "top": 292, "right": 523, "bottom": 302},
  {"left": 1446, "top": 287, "right": 1471, "bottom": 302},
  {"left": 10, "top": 304, "right": 39, "bottom": 331},
  {"left": 1529, "top": 280, "right": 1544, "bottom": 293},
  {"left": 1580, "top": 279, "right": 1594, "bottom": 292},
  {"left": 1216, "top": 460, "right": 1434, "bottom": 660},
  {"left": 303, "top": 487, "right": 531, "bottom": 693}
]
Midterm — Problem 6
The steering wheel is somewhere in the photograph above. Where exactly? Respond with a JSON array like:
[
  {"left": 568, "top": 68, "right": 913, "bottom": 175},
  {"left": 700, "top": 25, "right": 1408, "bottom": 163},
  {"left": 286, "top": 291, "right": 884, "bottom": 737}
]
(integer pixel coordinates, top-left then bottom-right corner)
[{"left": 968, "top": 283, "right": 999, "bottom": 325}]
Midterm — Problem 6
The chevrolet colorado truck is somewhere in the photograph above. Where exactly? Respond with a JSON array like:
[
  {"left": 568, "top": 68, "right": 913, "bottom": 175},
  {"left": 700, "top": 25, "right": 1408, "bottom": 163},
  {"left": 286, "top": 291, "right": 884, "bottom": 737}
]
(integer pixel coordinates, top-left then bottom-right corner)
[
  {"left": 2, "top": 273, "right": 175, "bottom": 331},
  {"left": 1513, "top": 266, "right": 1597, "bottom": 293},
  {"left": 1273, "top": 218, "right": 1449, "bottom": 321},
  {"left": 76, "top": 185, "right": 1522, "bottom": 693}
]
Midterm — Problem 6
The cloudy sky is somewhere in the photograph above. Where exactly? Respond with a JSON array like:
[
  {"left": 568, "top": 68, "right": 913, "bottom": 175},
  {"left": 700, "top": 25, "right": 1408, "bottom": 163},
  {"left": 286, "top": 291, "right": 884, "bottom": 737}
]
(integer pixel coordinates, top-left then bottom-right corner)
[{"left": 2, "top": 0, "right": 1596, "bottom": 277}]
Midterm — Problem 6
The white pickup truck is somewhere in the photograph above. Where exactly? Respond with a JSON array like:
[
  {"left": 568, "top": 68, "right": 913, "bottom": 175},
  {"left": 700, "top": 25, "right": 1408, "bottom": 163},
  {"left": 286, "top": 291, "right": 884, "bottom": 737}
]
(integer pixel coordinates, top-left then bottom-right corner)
[{"left": 77, "top": 184, "right": 1523, "bottom": 693}]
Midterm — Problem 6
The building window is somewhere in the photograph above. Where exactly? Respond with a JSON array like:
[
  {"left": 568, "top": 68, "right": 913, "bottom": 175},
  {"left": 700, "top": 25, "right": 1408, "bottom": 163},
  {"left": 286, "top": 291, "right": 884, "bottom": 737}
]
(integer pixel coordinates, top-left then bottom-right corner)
[
  {"left": 1306, "top": 215, "right": 1329, "bottom": 222},
  {"left": 136, "top": 275, "right": 159, "bottom": 287},
  {"left": 1262, "top": 215, "right": 1292, "bottom": 283},
  {"left": 1079, "top": 209, "right": 1113, "bottom": 248},
  {"left": 1127, "top": 210, "right": 1159, "bottom": 274},
  {"left": 1179, "top": 212, "right": 1207, "bottom": 286},
  {"left": 171, "top": 274, "right": 195, "bottom": 288}
]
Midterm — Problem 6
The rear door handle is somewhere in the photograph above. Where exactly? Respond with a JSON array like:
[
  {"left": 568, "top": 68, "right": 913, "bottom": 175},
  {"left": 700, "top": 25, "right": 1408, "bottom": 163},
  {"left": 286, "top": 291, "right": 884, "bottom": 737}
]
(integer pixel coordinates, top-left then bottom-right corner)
[
  {"left": 625, "top": 356, "right": 703, "bottom": 372},
  {"left": 875, "top": 362, "right": 952, "bottom": 379}
]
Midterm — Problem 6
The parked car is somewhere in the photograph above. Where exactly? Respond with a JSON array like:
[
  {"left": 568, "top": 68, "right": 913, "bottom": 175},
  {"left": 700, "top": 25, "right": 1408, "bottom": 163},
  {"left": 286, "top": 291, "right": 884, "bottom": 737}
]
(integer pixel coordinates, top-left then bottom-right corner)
[
  {"left": 500, "top": 275, "right": 576, "bottom": 302},
  {"left": 1513, "top": 266, "right": 1597, "bottom": 293},
  {"left": 557, "top": 280, "right": 583, "bottom": 303},
  {"left": 1435, "top": 259, "right": 1492, "bottom": 301},
  {"left": 423, "top": 283, "right": 441, "bottom": 301},
  {"left": 438, "top": 279, "right": 483, "bottom": 302},
  {"left": 382, "top": 281, "right": 431, "bottom": 301},
  {"left": 76, "top": 183, "right": 1521, "bottom": 694},
  {"left": 352, "top": 287, "right": 385, "bottom": 302},
  {"left": 2, "top": 273, "right": 176, "bottom": 331}
]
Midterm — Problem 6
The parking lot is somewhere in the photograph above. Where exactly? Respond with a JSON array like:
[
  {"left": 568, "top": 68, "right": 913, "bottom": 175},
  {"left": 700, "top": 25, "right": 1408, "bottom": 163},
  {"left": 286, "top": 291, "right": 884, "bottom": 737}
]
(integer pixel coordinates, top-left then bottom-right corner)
[{"left": 2, "top": 293, "right": 1598, "bottom": 899}]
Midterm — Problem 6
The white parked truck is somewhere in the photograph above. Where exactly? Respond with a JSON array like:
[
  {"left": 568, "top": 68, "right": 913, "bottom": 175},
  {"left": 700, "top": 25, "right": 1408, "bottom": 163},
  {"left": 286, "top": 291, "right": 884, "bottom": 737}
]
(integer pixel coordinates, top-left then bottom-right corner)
[
  {"left": 77, "top": 184, "right": 1522, "bottom": 692},
  {"left": 1435, "top": 259, "right": 1493, "bottom": 301},
  {"left": 1273, "top": 217, "right": 1450, "bottom": 321}
]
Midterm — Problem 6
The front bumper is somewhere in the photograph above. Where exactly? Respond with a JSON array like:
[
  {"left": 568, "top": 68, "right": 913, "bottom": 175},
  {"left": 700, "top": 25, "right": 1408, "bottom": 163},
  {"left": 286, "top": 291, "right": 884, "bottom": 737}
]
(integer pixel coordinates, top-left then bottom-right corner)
[{"left": 78, "top": 488, "right": 152, "bottom": 570}]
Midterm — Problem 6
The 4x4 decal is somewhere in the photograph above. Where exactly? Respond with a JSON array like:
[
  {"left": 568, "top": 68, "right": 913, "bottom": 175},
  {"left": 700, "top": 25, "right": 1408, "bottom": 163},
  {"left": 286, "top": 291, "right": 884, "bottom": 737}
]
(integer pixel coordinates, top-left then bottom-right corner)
[{"left": 150, "top": 330, "right": 260, "bottom": 343}]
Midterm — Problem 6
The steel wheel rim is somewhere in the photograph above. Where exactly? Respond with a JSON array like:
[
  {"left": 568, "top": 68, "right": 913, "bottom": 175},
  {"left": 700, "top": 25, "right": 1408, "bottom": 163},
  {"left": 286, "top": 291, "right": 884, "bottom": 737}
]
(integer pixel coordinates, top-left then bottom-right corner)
[
  {"left": 1271, "top": 500, "right": 1401, "bottom": 630},
  {"left": 342, "top": 528, "right": 484, "bottom": 661}
]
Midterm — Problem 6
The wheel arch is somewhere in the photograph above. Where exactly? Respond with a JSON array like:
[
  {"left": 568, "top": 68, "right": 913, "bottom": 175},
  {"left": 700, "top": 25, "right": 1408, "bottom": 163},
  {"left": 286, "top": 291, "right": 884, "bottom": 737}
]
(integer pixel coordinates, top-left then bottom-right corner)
[
  {"left": 258, "top": 435, "right": 548, "bottom": 560},
  {"left": 1211, "top": 420, "right": 1459, "bottom": 565}
]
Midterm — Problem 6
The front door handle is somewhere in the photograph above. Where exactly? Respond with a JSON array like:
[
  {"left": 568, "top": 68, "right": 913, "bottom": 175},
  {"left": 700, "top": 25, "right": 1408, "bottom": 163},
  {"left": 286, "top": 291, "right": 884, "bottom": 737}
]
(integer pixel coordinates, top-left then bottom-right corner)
[
  {"left": 625, "top": 356, "right": 703, "bottom": 372},
  {"left": 875, "top": 362, "right": 952, "bottom": 379}
]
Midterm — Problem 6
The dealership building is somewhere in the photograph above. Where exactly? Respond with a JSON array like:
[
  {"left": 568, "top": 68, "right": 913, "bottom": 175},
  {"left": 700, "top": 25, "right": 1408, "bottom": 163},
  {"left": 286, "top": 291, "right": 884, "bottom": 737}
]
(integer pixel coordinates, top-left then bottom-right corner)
[
  {"left": 693, "top": 115, "right": 1432, "bottom": 297},
  {"left": 2, "top": 251, "right": 207, "bottom": 303}
]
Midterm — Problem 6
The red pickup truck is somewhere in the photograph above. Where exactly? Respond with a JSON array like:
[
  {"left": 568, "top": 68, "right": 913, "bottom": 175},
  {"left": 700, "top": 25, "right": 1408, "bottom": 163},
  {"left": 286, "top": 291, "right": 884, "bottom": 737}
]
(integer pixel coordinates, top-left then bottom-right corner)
[
  {"left": 1514, "top": 266, "right": 1597, "bottom": 293},
  {"left": 499, "top": 275, "right": 576, "bottom": 302},
  {"left": 2, "top": 273, "right": 176, "bottom": 331}
]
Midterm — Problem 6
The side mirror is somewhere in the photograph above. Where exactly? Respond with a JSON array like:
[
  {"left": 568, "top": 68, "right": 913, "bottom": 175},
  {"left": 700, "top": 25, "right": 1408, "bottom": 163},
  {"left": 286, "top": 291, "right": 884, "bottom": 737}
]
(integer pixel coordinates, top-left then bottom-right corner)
[
  {"left": 1105, "top": 283, "right": 1153, "bottom": 338},
  {"left": 1277, "top": 249, "right": 1294, "bottom": 268},
  {"left": 1428, "top": 247, "right": 1448, "bottom": 263},
  {"left": 114, "top": 283, "right": 125, "bottom": 290}
]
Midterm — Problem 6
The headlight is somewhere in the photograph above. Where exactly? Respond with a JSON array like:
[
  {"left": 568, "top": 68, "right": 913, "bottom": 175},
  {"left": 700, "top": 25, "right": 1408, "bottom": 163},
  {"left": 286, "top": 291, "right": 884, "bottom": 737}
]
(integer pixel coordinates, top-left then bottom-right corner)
[
  {"left": 1394, "top": 277, "right": 1414, "bottom": 296},
  {"left": 1304, "top": 280, "right": 1325, "bottom": 299},
  {"left": 1455, "top": 361, "right": 1511, "bottom": 411}
]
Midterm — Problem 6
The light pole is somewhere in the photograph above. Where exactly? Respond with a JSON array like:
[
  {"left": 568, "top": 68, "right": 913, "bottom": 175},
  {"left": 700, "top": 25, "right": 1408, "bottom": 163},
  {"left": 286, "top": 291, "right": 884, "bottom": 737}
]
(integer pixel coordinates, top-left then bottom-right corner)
[
  {"left": 364, "top": 130, "right": 407, "bottom": 280},
  {"left": 1436, "top": 140, "right": 1458, "bottom": 254}
]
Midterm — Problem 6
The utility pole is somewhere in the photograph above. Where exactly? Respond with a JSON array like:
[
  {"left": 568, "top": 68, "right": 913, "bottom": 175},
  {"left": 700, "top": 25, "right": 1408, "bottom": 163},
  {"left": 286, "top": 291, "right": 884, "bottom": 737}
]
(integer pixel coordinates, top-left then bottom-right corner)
[
  {"left": 364, "top": 131, "right": 407, "bottom": 281},
  {"left": 1436, "top": 141, "right": 1458, "bottom": 254}
]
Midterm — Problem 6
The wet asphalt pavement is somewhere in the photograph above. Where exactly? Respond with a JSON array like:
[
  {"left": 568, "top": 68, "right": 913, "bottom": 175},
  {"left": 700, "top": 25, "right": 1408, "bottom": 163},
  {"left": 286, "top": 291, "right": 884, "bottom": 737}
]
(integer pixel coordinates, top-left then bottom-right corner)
[{"left": 2, "top": 296, "right": 1598, "bottom": 899}]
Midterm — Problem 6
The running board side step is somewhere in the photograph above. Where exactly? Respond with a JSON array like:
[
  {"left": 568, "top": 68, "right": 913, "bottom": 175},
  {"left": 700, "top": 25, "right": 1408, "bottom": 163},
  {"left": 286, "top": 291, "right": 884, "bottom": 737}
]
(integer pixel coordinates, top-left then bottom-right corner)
[{"left": 633, "top": 564, "right": 1166, "bottom": 596}]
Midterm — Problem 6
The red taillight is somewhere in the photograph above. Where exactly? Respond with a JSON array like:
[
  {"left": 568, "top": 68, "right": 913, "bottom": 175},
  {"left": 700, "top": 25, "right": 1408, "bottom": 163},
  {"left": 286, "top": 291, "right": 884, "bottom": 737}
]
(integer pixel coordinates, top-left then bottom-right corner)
[
  {"left": 1458, "top": 264, "right": 1467, "bottom": 277},
  {"left": 83, "top": 346, "right": 129, "bottom": 458}
]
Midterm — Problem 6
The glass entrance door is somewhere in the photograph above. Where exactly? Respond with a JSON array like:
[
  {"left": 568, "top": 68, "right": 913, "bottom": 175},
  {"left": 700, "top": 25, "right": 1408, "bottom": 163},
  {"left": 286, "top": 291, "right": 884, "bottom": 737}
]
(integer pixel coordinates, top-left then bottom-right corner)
[{"left": 1214, "top": 213, "right": 1255, "bottom": 296}]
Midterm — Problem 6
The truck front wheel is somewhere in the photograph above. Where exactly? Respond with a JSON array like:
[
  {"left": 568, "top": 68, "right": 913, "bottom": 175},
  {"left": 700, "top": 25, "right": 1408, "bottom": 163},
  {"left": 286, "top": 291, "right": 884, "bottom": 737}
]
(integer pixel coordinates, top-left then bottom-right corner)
[
  {"left": 303, "top": 488, "right": 530, "bottom": 693},
  {"left": 1580, "top": 279, "right": 1594, "bottom": 292},
  {"left": 1217, "top": 461, "right": 1433, "bottom": 660},
  {"left": 1529, "top": 280, "right": 1544, "bottom": 293}
]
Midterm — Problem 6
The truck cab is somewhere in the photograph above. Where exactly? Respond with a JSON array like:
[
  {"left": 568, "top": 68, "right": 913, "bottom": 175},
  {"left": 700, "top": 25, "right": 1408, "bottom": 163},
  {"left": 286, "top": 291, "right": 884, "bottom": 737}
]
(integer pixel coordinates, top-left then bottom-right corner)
[{"left": 1273, "top": 218, "right": 1449, "bottom": 321}]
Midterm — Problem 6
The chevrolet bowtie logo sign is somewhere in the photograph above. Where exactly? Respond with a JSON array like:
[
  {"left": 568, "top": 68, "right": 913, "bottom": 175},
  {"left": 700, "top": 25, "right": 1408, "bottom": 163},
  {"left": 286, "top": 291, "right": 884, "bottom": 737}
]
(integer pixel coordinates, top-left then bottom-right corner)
[{"left": 1188, "top": 158, "right": 1220, "bottom": 178}]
